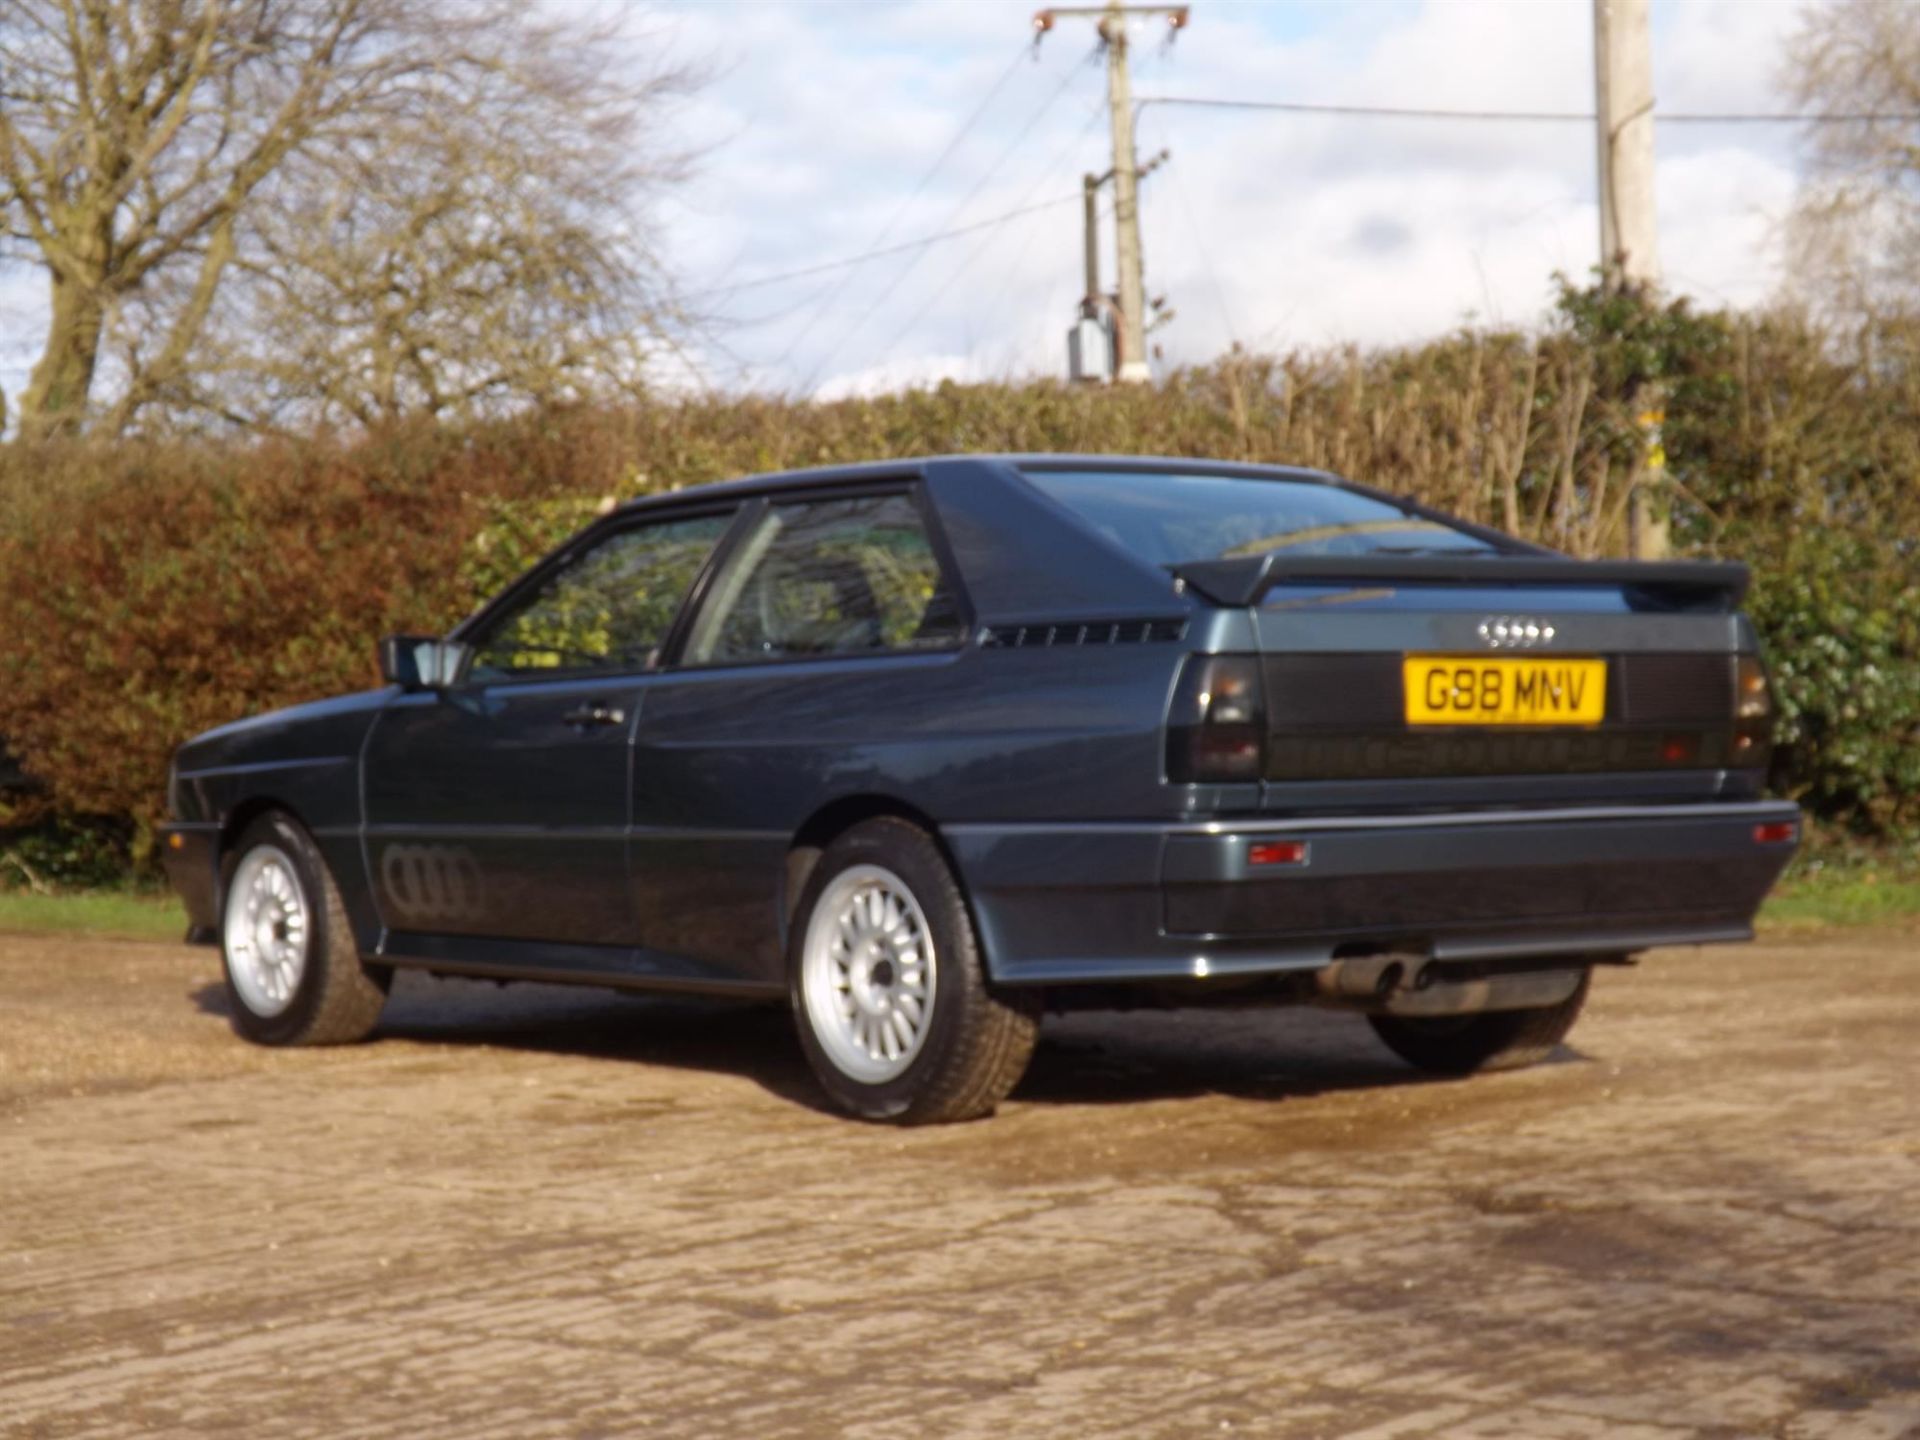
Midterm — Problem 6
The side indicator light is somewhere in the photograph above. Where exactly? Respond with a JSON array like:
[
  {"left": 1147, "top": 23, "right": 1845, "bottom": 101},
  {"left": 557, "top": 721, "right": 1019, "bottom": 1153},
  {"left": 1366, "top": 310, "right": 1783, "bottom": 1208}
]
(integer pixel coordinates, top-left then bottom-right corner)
[
  {"left": 1753, "top": 821, "right": 1797, "bottom": 845},
  {"left": 167, "top": 833, "right": 185, "bottom": 851},
  {"left": 1249, "top": 840, "right": 1309, "bottom": 867}
]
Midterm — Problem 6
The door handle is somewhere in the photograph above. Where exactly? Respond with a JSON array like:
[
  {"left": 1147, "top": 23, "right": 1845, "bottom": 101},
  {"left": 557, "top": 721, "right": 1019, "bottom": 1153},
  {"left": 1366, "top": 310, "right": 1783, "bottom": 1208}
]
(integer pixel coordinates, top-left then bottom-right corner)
[{"left": 561, "top": 702, "right": 626, "bottom": 729}]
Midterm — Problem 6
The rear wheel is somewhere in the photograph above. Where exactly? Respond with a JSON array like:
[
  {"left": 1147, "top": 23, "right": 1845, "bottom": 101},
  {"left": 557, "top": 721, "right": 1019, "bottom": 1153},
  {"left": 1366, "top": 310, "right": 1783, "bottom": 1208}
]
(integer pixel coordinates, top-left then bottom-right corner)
[
  {"left": 791, "top": 818, "right": 1039, "bottom": 1124},
  {"left": 1368, "top": 968, "right": 1591, "bottom": 1075},
  {"left": 221, "top": 812, "right": 390, "bottom": 1046}
]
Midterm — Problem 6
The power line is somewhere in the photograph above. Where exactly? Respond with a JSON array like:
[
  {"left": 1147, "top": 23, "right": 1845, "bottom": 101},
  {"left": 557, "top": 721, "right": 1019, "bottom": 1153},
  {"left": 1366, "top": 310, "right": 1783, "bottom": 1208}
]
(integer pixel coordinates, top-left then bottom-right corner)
[
  {"left": 760, "top": 44, "right": 1032, "bottom": 370},
  {"left": 1659, "top": 111, "right": 1920, "bottom": 123},
  {"left": 1142, "top": 96, "right": 1590, "bottom": 122},
  {"left": 869, "top": 96, "right": 1108, "bottom": 377},
  {"left": 1137, "top": 95, "right": 1920, "bottom": 124},
  {"left": 685, "top": 194, "right": 1084, "bottom": 302},
  {"left": 1140, "top": 108, "right": 1235, "bottom": 349},
  {"left": 798, "top": 45, "right": 1099, "bottom": 395}
]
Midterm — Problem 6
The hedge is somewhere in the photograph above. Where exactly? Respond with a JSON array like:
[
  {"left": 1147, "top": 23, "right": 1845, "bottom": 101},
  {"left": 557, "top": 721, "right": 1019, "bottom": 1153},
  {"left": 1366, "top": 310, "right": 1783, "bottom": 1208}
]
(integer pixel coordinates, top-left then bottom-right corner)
[{"left": 0, "top": 284, "right": 1914, "bottom": 864}]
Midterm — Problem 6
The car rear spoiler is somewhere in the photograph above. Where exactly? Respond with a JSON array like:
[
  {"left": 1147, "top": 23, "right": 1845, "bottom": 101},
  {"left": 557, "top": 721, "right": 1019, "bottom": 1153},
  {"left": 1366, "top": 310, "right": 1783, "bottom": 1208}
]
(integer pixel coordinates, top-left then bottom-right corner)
[{"left": 1171, "top": 553, "right": 1752, "bottom": 611}]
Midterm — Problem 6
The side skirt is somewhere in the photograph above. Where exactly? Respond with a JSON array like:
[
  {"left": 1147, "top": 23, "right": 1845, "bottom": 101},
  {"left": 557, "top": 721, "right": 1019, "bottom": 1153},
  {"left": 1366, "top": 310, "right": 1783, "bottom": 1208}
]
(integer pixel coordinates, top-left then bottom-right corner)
[{"left": 377, "top": 931, "right": 787, "bottom": 1001}]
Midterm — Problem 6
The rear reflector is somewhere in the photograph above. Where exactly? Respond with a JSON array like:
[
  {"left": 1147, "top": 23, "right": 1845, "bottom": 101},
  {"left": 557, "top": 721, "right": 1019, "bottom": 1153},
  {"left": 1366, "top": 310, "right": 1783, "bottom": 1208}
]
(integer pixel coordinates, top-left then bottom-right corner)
[
  {"left": 1753, "top": 821, "right": 1797, "bottom": 845},
  {"left": 1249, "top": 840, "right": 1309, "bottom": 867}
]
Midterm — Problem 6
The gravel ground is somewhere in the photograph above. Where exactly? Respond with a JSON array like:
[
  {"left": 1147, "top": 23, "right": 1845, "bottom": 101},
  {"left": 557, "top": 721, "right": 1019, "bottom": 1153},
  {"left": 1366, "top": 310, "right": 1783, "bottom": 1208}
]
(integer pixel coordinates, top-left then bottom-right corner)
[{"left": 1, "top": 929, "right": 1916, "bottom": 1439}]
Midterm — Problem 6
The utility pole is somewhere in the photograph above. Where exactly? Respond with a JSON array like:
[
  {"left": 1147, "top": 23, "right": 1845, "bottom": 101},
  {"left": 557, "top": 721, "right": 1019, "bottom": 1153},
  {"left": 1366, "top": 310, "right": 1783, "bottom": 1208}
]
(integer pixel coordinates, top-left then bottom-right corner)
[
  {"left": 1034, "top": 3, "right": 1188, "bottom": 384},
  {"left": 1068, "top": 169, "right": 1115, "bottom": 382},
  {"left": 1593, "top": 0, "right": 1668, "bottom": 559},
  {"left": 1593, "top": 0, "right": 1659, "bottom": 290},
  {"left": 1103, "top": 7, "right": 1151, "bottom": 383},
  {"left": 1082, "top": 171, "right": 1101, "bottom": 308}
]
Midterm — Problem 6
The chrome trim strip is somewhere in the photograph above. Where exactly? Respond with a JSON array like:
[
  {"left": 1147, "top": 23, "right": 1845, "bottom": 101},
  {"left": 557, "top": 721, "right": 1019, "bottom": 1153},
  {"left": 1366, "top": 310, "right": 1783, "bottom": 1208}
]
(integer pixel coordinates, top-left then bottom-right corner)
[
  {"left": 359, "top": 823, "right": 784, "bottom": 842},
  {"left": 988, "top": 923, "right": 1761, "bottom": 986},
  {"left": 362, "top": 823, "right": 629, "bottom": 841},
  {"left": 945, "top": 800, "right": 1798, "bottom": 838}
]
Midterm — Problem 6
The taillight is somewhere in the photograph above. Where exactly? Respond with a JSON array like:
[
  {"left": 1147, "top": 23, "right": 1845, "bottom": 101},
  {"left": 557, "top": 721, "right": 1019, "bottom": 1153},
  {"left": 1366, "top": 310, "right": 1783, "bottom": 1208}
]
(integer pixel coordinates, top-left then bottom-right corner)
[
  {"left": 1167, "top": 654, "right": 1266, "bottom": 783},
  {"left": 1732, "top": 655, "right": 1773, "bottom": 765}
]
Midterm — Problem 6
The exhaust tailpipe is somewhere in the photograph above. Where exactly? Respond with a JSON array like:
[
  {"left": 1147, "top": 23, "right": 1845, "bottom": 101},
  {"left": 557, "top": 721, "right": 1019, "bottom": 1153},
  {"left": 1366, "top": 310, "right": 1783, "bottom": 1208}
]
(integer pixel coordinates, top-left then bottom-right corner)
[
  {"left": 1315, "top": 954, "right": 1428, "bottom": 1001},
  {"left": 1315, "top": 959, "right": 1584, "bottom": 1017}
]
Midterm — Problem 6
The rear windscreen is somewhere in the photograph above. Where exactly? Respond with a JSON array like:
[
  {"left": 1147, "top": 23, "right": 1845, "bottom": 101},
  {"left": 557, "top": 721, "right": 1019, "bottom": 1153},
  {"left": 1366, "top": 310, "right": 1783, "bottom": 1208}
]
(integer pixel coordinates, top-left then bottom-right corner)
[{"left": 1022, "top": 469, "right": 1498, "bottom": 566}]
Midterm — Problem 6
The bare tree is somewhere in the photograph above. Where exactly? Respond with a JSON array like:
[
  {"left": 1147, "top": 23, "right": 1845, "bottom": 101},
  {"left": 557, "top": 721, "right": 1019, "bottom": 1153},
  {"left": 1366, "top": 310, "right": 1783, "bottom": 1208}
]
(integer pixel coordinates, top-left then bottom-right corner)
[
  {"left": 0, "top": 0, "right": 694, "bottom": 439},
  {"left": 1783, "top": 0, "right": 1920, "bottom": 321}
]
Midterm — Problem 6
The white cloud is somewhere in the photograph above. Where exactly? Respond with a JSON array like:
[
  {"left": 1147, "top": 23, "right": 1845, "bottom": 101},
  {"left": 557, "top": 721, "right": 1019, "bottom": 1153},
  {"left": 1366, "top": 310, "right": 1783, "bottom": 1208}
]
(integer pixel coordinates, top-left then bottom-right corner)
[{"left": 814, "top": 350, "right": 983, "bottom": 402}]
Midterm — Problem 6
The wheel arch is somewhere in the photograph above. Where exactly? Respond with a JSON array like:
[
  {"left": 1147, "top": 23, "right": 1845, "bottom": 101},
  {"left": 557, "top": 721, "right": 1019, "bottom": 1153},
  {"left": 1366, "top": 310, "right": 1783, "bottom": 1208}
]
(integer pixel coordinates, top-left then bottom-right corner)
[
  {"left": 782, "top": 794, "right": 962, "bottom": 951},
  {"left": 209, "top": 796, "right": 313, "bottom": 929},
  {"left": 219, "top": 795, "right": 304, "bottom": 863}
]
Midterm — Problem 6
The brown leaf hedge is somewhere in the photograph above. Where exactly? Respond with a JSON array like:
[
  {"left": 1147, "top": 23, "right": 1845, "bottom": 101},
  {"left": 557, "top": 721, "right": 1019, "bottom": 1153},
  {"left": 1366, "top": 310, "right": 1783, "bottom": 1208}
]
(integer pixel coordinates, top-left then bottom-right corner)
[{"left": 1, "top": 285, "right": 1915, "bottom": 862}]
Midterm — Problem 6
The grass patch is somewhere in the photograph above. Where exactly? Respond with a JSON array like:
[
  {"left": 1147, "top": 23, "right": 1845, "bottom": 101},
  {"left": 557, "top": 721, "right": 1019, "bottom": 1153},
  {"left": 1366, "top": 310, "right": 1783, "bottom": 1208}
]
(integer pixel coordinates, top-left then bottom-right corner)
[
  {"left": 1759, "top": 841, "right": 1920, "bottom": 931},
  {"left": 0, "top": 889, "right": 186, "bottom": 942},
  {"left": 1760, "top": 872, "right": 1920, "bottom": 930}
]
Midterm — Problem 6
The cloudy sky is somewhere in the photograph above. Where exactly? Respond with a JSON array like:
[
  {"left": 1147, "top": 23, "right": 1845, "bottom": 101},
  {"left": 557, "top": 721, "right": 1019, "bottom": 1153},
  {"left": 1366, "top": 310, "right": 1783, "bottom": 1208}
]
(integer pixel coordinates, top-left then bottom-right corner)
[
  {"left": 0, "top": 0, "right": 1810, "bottom": 414},
  {"left": 650, "top": 0, "right": 1806, "bottom": 399}
]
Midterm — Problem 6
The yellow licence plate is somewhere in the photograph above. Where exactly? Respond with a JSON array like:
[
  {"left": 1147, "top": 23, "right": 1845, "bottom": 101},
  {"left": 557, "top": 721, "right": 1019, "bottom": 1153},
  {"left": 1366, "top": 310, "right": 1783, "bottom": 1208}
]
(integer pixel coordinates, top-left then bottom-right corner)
[{"left": 1403, "top": 656, "right": 1607, "bottom": 726}]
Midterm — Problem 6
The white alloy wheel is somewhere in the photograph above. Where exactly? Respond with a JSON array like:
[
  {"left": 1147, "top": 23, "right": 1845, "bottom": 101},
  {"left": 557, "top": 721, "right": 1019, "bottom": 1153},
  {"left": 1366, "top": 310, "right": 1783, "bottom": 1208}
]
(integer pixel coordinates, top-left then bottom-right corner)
[
  {"left": 800, "top": 863, "right": 938, "bottom": 1083},
  {"left": 223, "top": 843, "right": 311, "bottom": 1018}
]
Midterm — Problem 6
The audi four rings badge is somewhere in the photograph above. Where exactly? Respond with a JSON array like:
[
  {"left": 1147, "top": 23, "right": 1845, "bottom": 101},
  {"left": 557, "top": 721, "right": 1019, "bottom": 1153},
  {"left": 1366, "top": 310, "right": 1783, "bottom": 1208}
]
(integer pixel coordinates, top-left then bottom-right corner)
[
  {"left": 380, "top": 845, "right": 487, "bottom": 924},
  {"left": 1478, "top": 616, "right": 1557, "bottom": 649}
]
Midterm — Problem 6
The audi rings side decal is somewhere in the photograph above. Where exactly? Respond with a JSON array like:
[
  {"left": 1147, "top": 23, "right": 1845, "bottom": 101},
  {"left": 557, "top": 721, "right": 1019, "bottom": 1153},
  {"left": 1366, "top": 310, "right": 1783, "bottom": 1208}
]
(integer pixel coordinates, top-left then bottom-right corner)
[{"left": 379, "top": 844, "right": 488, "bottom": 924}]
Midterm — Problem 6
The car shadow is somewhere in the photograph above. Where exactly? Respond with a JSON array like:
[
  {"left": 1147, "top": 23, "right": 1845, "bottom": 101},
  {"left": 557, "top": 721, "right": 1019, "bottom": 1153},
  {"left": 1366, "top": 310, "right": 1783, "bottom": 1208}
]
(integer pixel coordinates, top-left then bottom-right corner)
[
  {"left": 190, "top": 973, "right": 1587, "bottom": 1115},
  {"left": 192, "top": 973, "right": 828, "bottom": 1111},
  {"left": 1015, "top": 1007, "right": 1588, "bottom": 1107}
]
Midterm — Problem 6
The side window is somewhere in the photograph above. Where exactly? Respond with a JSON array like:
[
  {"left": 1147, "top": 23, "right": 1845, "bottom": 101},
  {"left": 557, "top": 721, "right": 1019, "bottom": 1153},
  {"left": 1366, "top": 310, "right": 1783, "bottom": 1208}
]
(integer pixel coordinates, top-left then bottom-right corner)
[
  {"left": 466, "top": 512, "right": 734, "bottom": 680},
  {"left": 685, "top": 492, "right": 965, "bottom": 665}
]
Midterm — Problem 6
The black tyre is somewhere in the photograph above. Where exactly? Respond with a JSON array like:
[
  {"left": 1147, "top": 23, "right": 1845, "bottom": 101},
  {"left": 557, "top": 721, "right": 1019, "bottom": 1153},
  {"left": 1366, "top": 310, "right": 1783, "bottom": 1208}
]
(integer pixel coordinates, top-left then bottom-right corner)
[
  {"left": 790, "top": 817, "right": 1039, "bottom": 1124},
  {"left": 219, "top": 811, "right": 390, "bottom": 1046},
  {"left": 1368, "top": 968, "right": 1592, "bottom": 1075}
]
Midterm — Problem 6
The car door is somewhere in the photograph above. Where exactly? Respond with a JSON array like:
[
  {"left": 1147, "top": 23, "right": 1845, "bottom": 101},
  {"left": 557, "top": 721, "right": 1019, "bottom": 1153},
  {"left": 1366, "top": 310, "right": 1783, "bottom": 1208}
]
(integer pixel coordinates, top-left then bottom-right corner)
[
  {"left": 627, "top": 488, "right": 971, "bottom": 983},
  {"left": 362, "top": 509, "right": 737, "bottom": 948}
]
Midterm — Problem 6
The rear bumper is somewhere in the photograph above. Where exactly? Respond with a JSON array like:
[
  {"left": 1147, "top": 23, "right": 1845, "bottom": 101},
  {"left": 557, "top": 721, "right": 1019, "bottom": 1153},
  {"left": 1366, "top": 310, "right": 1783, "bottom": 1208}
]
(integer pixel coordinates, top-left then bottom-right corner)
[
  {"left": 158, "top": 822, "right": 220, "bottom": 942},
  {"left": 946, "top": 801, "right": 1800, "bottom": 986}
]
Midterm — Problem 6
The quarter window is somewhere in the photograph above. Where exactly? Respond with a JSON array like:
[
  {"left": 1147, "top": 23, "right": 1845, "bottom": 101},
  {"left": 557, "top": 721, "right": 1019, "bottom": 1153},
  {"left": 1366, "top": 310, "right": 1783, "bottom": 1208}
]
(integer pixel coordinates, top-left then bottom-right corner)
[
  {"left": 466, "top": 512, "right": 734, "bottom": 680},
  {"left": 685, "top": 493, "right": 964, "bottom": 665}
]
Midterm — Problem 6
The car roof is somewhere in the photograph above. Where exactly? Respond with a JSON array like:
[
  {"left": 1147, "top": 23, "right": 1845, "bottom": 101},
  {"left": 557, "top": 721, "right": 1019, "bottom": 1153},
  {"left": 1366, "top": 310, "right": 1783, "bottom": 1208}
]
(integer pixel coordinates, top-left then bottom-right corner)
[{"left": 610, "top": 454, "right": 1349, "bottom": 517}]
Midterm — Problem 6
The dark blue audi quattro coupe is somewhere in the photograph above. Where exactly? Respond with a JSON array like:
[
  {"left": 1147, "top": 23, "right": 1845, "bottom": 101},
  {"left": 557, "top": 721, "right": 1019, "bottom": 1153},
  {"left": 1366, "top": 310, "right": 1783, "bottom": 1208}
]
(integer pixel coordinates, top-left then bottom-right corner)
[{"left": 161, "top": 456, "right": 1799, "bottom": 1122}]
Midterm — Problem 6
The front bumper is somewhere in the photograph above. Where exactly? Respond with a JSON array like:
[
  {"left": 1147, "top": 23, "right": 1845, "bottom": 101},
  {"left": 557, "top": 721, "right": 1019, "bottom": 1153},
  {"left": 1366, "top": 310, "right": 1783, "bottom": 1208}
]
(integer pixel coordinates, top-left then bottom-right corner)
[
  {"left": 946, "top": 800, "right": 1800, "bottom": 987},
  {"left": 158, "top": 822, "right": 220, "bottom": 942}
]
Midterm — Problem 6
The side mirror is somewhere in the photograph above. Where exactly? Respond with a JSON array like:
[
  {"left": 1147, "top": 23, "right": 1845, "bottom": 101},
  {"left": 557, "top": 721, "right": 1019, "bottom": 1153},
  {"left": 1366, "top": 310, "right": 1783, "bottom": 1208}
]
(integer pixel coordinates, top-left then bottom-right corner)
[{"left": 378, "top": 634, "right": 470, "bottom": 691}]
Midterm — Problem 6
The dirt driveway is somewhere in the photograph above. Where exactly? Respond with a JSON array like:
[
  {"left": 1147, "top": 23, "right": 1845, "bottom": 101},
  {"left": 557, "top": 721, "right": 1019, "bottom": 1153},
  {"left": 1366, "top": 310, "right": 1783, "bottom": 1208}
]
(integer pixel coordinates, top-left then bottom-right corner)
[{"left": 2, "top": 929, "right": 1916, "bottom": 1439}]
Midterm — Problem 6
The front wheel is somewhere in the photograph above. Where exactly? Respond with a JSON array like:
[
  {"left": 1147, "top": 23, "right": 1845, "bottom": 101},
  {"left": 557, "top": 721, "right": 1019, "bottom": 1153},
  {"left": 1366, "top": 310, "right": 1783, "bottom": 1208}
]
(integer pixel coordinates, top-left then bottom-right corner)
[
  {"left": 791, "top": 818, "right": 1039, "bottom": 1124},
  {"left": 221, "top": 812, "right": 390, "bottom": 1046},
  {"left": 1368, "top": 968, "right": 1592, "bottom": 1075}
]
